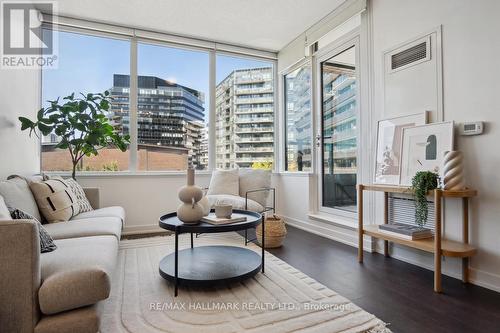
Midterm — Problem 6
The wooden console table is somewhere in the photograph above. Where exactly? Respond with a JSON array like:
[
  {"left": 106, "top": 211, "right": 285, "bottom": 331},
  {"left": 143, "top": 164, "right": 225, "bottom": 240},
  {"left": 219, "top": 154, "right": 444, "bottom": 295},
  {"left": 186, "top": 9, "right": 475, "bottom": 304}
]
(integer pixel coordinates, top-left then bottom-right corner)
[{"left": 357, "top": 184, "right": 478, "bottom": 293}]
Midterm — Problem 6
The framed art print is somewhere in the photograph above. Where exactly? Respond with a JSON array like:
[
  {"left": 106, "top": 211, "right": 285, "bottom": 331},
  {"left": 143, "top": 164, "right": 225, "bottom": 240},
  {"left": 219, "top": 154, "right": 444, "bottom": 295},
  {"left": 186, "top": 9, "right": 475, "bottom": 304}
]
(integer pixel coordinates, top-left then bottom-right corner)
[
  {"left": 374, "top": 112, "right": 428, "bottom": 184},
  {"left": 399, "top": 121, "right": 454, "bottom": 186}
]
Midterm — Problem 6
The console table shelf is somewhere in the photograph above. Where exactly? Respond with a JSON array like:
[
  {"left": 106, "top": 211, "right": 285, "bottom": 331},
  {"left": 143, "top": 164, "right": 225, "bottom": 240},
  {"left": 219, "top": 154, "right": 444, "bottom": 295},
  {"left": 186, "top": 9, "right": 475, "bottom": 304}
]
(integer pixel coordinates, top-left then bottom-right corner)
[{"left": 357, "top": 184, "right": 478, "bottom": 293}]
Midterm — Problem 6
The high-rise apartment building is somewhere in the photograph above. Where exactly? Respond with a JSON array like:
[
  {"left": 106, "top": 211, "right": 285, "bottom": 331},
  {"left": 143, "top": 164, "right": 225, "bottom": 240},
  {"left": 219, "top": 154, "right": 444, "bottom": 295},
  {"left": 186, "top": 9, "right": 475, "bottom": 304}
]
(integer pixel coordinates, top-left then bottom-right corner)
[
  {"left": 322, "top": 65, "right": 357, "bottom": 207},
  {"left": 111, "top": 74, "right": 209, "bottom": 169},
  {"left": 215, "top": 67, "right": 274, "bottom": 169}
]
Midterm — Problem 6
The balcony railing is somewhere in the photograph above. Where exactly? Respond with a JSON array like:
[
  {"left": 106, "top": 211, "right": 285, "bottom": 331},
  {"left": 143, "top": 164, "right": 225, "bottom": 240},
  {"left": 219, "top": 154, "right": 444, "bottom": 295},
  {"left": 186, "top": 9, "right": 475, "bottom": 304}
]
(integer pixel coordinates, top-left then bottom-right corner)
[
  {"left": 235, "top": 117, "right": 274, "bottom": 124},
  {"left": 235, "top": 136, "right": 274, "bottom": 143},
  {"left": 235, "top": 126, "right": 273, "bottom": 133},
  {"left": 234, "top": 146, "right": 273, "bottom": 153},
  {"left": 235, "top": 107, "right": 273, "bottom": 114},
  {"left": 235, "top": 97, "right": 274, "bottom": 105},
  {"left": 235, "top": 87, "right": 273, "bottom": 95}
]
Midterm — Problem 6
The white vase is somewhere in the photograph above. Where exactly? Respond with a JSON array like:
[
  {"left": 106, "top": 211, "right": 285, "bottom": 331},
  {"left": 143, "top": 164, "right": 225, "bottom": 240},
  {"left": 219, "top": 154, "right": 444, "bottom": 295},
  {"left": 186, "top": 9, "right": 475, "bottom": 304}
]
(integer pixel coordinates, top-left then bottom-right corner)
[
  {"left": 198, "top": 194, "right": 211, "bottom": 216},
  {"left": 443, "top": 150, "right": 465, "bottom": 190},
  {"left": 177, "top": 168, "right": 204, "bottom": 223},
  {"left": 176, "top": 201, "right": 204, "bottom": 223}
]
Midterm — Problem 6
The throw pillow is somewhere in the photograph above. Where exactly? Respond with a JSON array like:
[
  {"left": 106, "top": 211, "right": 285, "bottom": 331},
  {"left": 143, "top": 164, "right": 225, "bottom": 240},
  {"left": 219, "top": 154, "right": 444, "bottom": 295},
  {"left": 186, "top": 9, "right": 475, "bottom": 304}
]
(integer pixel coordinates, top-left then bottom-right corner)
[
  {"left": 8, "top": 207, "right": 57, "bottom": 253},
  {"left": 207, "top": 169, "right": 239, "bottom": 196},
  {"left": 54, "top": 177, "right": 93, "bottom": 213},
  {"left": 0, "top": 176, "right": 42, "bottom": 221},
  {"left": 29, "top": 178, "right": 79, "bottom": 223},
  {"left": 239, "top": 169, "right": 272, "bottom": 208},
  {"left": 0, "top": 195, "right": 12, "bottom": 220}
]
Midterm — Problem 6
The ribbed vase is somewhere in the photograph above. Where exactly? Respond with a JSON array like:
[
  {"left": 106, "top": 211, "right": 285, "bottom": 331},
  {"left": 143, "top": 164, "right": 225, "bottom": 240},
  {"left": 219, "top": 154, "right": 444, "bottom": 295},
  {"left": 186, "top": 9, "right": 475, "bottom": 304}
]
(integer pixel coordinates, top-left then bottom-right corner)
[{"left": 443, "top": 151, "right": 465, "bottom": 190}]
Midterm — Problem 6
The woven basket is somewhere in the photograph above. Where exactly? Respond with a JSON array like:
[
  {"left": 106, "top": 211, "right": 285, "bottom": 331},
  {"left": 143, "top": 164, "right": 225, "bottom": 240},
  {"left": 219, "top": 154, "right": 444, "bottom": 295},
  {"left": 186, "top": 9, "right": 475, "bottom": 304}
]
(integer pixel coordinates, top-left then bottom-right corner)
[{"left": 256, "top": 214, "right": 287, "bottom": 248}]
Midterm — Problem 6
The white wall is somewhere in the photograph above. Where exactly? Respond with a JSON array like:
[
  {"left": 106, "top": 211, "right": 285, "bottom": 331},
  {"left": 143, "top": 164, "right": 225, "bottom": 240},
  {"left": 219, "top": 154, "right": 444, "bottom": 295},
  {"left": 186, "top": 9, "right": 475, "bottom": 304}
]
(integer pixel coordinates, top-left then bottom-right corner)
[
  {"left": 275, "top": 0, "right": 500, "bottom": 292},
  {"left": 0, "top": 68, "right": 41, "bottom": 178},
  {"left": 76, "top": 173, "right": 211, "bottom": 234}
]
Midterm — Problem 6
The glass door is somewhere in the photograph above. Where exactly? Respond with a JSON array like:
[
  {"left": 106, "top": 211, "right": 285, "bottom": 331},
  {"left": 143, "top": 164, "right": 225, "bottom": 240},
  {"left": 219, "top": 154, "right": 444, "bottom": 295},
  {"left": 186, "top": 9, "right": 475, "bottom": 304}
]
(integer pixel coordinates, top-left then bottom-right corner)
[{"left": 319, "top": 45, "right": 358, "bottom": 213}]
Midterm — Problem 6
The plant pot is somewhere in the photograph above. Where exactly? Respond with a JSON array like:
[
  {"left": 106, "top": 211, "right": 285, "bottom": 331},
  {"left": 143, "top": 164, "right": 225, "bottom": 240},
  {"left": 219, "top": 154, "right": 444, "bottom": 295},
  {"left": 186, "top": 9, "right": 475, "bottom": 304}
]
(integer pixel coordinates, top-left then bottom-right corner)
[{"left": 256, "top": 215, "right": 287, "bottom": 248}]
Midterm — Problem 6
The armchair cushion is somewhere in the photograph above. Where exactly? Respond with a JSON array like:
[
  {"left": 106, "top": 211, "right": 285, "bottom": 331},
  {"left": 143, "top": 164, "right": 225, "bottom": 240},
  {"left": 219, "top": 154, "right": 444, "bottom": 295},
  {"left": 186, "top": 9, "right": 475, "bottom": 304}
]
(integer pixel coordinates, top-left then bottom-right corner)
[
  {"left": 207, "top": 169, "right": 239, "bottom": 196},
  {"left": 239, "top": 169, "right": 271, "bottom": 207},
  {"left": 207, "top": 194, "right": 264, "bottom": 213}
]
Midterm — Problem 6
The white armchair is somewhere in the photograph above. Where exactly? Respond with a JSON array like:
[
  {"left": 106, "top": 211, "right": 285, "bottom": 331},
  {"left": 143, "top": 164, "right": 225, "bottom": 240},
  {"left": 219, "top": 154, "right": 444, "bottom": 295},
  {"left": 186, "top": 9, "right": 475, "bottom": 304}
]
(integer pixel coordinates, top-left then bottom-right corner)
[
  {"left": 205, "top": 168, "right": 275, "bottom": 244},
  {"left": 206, "top": 169, "right": 275, "bottom": 213}
]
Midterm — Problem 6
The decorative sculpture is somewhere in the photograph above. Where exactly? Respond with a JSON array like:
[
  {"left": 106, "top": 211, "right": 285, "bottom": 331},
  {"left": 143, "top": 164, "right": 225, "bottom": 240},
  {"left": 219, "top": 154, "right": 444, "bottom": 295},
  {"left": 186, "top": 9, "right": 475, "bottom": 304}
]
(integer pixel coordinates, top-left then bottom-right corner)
[
  {"left": 176, "top": 168, "right": 204, "bottom": 224},
  {"left": 443, "top": 150, "right": 465, "bottom": 190}
]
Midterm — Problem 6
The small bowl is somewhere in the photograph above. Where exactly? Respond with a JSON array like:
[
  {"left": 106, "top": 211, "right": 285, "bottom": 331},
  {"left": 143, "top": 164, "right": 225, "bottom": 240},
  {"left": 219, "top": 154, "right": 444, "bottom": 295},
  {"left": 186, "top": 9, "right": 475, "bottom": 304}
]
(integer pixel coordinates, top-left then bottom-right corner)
[{"left": 215, "top": 204, "right": 232, "bottom": 219}]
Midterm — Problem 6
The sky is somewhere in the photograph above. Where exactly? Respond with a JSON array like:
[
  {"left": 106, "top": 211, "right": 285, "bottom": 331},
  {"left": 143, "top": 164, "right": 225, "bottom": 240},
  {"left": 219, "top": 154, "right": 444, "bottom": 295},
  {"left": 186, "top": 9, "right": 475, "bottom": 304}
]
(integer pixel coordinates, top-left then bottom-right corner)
[{"left": 42, "top": 30, "right": 272, "bottom": 122}]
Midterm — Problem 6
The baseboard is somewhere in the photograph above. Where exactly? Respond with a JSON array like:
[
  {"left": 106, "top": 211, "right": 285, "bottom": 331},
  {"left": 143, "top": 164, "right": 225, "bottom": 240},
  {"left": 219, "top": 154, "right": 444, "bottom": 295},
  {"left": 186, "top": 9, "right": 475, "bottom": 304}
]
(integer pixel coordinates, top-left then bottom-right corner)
[
  {"left": 123, "top": 224, "right": 165, "bottom": 236},
  {"left": 283, "top": 215, "right": 373, "bottom": 252},
  {"left": 282, "top": 215, "right": 500, "bottom": 293}
]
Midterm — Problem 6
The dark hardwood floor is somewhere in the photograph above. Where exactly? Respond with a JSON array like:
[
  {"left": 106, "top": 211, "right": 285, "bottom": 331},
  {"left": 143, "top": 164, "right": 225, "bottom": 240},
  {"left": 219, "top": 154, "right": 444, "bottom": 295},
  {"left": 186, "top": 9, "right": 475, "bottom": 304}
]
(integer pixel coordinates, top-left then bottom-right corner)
[{"left": 242, "top": 226, "right": 500, "bottom": 333}]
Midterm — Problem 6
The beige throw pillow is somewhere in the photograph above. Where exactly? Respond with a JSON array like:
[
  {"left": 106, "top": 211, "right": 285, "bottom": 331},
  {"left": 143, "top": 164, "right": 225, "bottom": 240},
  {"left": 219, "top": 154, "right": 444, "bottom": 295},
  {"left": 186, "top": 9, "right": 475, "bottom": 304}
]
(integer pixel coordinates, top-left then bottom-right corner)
[
  {"left": 207, "top": 169, "right": 239, "bottom": 196},
  {"left": 52, "top": 177, "right": 93, "bottom": 213},
  {"left": 29, "top": 178, "right": 79, "bottom": 223},
  {"left": 239, "top": 169, "right": 271, "bottom": 208}
]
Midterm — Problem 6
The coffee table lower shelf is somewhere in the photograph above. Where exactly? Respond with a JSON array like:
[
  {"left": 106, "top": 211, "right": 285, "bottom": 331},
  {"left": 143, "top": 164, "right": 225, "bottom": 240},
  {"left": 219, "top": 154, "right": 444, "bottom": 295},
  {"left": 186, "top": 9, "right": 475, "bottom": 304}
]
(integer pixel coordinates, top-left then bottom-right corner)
[{"left": 159, "top": 245, "right": 262, "bottom": 288}]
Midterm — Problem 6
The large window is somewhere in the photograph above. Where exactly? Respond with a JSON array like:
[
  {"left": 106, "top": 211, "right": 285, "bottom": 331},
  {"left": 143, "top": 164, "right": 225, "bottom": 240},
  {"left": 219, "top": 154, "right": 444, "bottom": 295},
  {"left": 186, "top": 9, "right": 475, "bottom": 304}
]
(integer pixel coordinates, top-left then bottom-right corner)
[
  {"left": 284, "top": 63, "right": 312, "bottom": 172},
  {"left": 41, "top": 30, "right": 130, "bottom": 172},
  {"left": 215, "top": 54, "right": 275, "bottom": 170},
  {"left": 137, "top": 43, "right": 209, "bottom": 171},
  {"left": 40, "top": 26, "right": 276, "bottom": 173}
]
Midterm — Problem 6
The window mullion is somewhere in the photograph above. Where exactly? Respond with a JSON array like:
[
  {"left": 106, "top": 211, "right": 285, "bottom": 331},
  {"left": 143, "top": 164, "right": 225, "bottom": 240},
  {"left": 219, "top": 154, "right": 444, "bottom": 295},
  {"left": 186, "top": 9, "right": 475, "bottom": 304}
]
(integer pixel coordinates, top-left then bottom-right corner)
[{"left": 129, "top": 38, "right": 138, "bottom": 172}]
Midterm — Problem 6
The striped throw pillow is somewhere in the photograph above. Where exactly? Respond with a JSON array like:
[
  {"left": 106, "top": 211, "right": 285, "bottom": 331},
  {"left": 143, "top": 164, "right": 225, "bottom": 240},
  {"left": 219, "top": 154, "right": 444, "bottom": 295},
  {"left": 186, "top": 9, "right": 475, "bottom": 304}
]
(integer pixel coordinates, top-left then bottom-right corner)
[{"left": 8, "top": 207, "right": 57, "bottom": 253}]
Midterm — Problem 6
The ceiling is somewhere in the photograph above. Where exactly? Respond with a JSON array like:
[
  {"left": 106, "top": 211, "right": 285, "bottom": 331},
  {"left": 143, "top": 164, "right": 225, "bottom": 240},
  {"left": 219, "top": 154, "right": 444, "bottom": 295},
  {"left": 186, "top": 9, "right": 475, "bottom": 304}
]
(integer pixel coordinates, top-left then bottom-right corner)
[{"left": 48, "top": 0, "right": 347, "bottom": 52}]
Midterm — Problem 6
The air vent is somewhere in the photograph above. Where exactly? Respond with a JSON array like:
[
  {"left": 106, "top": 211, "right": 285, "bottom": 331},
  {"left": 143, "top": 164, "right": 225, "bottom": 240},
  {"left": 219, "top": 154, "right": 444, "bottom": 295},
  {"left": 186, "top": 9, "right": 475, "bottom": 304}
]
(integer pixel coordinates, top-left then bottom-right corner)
[
  {"left": 388, "top": 195, "right": 435, "bottom": 232},
  {"left": 387, "top": 35, "right": 431, "bottom": 73},
  {"left": 391, "top": 42, "right": 427, "bottom": 70}
]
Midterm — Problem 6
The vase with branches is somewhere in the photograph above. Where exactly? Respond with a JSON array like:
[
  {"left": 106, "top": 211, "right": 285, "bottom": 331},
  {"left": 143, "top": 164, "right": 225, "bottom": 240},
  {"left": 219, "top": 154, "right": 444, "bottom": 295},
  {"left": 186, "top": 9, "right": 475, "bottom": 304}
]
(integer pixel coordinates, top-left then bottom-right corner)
[{"left": 19, "top": 91, "right": 130, "bottom": 179}]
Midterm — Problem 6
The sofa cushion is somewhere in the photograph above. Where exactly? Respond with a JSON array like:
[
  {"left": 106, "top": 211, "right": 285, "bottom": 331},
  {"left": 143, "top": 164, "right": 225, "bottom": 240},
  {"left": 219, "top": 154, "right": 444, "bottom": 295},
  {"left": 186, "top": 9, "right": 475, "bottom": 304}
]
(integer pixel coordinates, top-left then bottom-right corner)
[
  {"left": 207, "top": 194, "right": 264, "bottom": 213},
  {"left": 0, "top": 176, "right": 41, "bottom": 221},
  {"left": 71, "top": 206, "right": 125, "bottom": 224},
  {"left": 35, "top": 305, "right": 98, "bottom": 333},
  {"left": 8, "top": 207, "right": 57, "bottom": 253},
  {"left": 43, "top": 217, "right": 122, "bottom": 240},
  {"left": 0, "top": 195, "right": 11, "bottom": 220},
  {"left": 29, "top": 178, "right": 79, "bottom": 223},
  {"left": 207, "top": 169, "right": 239, "bottom": 196},
  {"left": 39, "top": 236, "right": 118, "bottom": 315},
  {"left": 239, "top": 169, "right": 271, "bottom": 208}
]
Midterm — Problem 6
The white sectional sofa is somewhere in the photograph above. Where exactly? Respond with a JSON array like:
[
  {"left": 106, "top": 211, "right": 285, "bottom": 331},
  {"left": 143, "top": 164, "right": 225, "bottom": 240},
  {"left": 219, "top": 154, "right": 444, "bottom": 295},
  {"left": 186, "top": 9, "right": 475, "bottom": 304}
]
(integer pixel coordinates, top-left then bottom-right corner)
[{"left": 0, "top": 176, "right": 124, "bottom": 333}]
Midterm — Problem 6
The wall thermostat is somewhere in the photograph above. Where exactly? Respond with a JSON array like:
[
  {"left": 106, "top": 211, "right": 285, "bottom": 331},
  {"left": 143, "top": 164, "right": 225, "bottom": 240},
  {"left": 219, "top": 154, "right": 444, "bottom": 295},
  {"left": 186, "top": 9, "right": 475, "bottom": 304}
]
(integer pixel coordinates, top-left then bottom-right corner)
[{"left": 458, "top": 122, "right": 484, "bottom": 136}]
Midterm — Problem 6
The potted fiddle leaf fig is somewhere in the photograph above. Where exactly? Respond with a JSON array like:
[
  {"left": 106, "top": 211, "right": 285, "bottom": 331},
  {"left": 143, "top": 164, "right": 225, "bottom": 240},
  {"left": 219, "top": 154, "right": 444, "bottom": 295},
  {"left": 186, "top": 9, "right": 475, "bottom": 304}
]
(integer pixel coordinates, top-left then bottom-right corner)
[{"left": 19, "top": 91, "right": 130, "bottom": 179}]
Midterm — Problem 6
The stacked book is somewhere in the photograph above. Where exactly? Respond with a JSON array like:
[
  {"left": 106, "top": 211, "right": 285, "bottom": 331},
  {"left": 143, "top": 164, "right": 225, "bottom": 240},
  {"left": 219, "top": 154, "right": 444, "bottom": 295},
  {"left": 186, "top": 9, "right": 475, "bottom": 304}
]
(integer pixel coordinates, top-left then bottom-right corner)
[
  {"left": 201, "top": 213, "right": 247, "bottom": 225},
  {"left": 378, "top": 223, "right": 433, "bottom": 240}
]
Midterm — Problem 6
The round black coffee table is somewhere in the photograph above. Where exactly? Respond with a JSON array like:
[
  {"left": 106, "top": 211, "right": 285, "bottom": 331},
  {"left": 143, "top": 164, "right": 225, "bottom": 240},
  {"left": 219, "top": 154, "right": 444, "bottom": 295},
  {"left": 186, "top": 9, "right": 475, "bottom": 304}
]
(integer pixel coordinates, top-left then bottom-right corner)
[{"left": 158, "top": 209, "right": 264, "bottom": 296}]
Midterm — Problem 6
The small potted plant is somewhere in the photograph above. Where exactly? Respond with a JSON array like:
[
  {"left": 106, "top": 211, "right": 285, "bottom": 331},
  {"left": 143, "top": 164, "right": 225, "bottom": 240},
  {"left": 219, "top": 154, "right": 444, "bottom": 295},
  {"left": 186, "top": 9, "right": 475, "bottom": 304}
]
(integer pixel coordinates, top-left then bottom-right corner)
[
  {"left": 411, "top": 171, "right": 439, "bottom": 226},
  {"left": 19, "top": 91, "right": 130, "bottom": 179}
]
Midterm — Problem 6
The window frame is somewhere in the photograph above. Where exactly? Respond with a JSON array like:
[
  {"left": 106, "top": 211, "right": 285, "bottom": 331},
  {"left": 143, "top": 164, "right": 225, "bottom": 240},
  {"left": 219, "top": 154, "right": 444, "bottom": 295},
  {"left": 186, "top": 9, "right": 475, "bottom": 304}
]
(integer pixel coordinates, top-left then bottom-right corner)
[
  {"left": 39, "top": 20, "right": 277, "bottom": 175},
  {"left": 280, "top": 59, "right": 313, "bottom": 174}
]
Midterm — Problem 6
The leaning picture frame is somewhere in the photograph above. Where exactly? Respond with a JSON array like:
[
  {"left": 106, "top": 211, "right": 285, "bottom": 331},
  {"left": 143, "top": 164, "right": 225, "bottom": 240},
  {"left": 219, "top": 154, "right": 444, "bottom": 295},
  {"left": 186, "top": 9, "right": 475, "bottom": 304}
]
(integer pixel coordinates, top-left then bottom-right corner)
[
  {"left": 399, "top": 121, "right": 455, "bottom": 186},
  {"left": 374, "top": 112, "right": 428, "bottom": 185}
]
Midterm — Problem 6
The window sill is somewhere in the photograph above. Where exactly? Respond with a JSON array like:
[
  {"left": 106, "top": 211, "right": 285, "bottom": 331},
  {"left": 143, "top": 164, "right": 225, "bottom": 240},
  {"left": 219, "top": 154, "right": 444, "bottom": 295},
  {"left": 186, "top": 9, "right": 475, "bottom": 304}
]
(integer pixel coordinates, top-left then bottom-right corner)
[
  {"left": 273, "top": 171, "right": 313, "bottom": 177},
  {"left": 44, "top": 170, "right": 213, "bottom": 178},
  {"left": 308, "top": 213, "right": 358, "bottom": 230}
]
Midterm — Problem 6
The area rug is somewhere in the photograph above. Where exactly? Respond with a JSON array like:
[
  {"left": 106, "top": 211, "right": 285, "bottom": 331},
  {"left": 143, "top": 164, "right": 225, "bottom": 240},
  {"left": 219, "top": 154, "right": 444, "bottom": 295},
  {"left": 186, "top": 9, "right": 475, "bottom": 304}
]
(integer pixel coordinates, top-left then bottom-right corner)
[{"left": 100, "top": 233, "right": 391, "bottom": 333}]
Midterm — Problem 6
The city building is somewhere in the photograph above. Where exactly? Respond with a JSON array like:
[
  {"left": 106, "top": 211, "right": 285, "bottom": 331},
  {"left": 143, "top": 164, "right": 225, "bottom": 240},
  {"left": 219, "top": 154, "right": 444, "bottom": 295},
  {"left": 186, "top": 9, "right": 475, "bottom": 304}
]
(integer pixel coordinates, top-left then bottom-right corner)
[
  {"left": 322, "top": 64, "right": 357, "bottom": 208},
  {"left": 110, "top": 74, "right": 209, "bottom": 170},
  {"left": 215, "top": 67, "right": 274, "bottom": 169}
]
